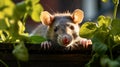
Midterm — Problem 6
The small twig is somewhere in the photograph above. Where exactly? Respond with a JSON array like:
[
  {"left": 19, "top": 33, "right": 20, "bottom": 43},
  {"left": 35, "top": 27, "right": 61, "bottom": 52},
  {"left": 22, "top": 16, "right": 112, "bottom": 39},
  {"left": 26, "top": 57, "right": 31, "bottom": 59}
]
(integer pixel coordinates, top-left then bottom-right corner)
[
  {"left": 0, "top": 59, "right": 8, "bottom": 67},
  {"left": 113, "top": 0, "right": 119, "bottom": 19}
]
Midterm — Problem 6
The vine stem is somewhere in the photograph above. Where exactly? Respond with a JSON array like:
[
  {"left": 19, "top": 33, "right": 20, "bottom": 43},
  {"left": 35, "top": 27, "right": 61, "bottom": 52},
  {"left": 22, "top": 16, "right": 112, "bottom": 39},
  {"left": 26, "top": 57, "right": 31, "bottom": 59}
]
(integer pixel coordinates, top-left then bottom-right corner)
[
  {"left": 113, "top": 0, "right": 119, "bottom": 19},
  {"left": 22, "top": 13, "right": 28, "bottom": 25},
  {"left": 113, "top": 5, "right": 118, "bottom": 19},
  {"left": 0, "top": 59, "right": 8, "bottom": 67},
  {"left": 108, "top": 35, "right": 113, "bottom": 60}
]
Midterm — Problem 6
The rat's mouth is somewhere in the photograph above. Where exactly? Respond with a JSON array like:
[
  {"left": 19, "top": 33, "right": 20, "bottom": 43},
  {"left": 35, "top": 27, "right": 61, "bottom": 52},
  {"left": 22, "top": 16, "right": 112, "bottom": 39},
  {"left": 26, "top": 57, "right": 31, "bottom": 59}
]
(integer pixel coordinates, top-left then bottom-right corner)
[{"left": 57, "top": 34, "right": 72, "bottom": 47}]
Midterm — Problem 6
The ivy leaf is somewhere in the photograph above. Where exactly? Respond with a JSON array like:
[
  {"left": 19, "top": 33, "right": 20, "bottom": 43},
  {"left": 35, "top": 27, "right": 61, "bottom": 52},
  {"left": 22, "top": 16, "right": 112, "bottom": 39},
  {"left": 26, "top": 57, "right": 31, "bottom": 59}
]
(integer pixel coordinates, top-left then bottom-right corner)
[
  {"left": 0, "top": 19, "right": 8, "bottom": 30},
  {"left": 0, "top": 31, "right": 6, "bottom": 41},
  {"left": 111, "top": 19, "right": 120, "bottom": 35},
  {"left": 7, "top": 20, "right": 28, "bottom": 42},
  {"left": 92, "top": 37, "right": 108, "bottom": 55},
  {"left": 18, "top": 21, "right": 29, "bottom": 40},
  {"left": 0, "top": 12, "right": 5, "bottom": 19},
  {"left": 110, "top": 19, "right": 120, "bottom": 45},
  {"left": 12, "top": 42, "right": 29, "bottom": 61},
  {"left": 97, "top": 15, "right": 112, "bottom": 28},
  {"left": 25, "top": 0, "right": 40, "bottom": 6},
  {"left": 108, "top": 60, "right": 120, "bottom": 67},
  {"left": 18, "top": 21, "right": 25, "bottom": 34},
  {"left": 8, "top": 20, "right": 19, "bottom": 40},
  {"left": 0, "top": 30, "right": 10, "bottom": 42},
  {"left": 101, "top": 56, "right": 120, "bottom": 67},
  {"left": 0, "top": 0, "right": 15, "bottom": 18},
  {"left": 29, "top": 36, "right": 46, "bottom": 44},
  {"left": 30, "top": 0, "right": 40, "bottom": 5},
  {"left": 31, "top": 4, "right": 43, "bottom": 22},
  {"left": 32, "top": 0, "right": 40, "bottom": 5},
  {"left": 80, "top": 22, "right": 97, "bottom": 38},
  {"left": 13, "top": 1, "right": 26, "bottom": 20},
  {"left": 93, "top": 16, "right": 111, "bottom": 42},
  {"left": 94, "top": 29, "right": 109, "bottom": 42},
  {"left": 25, "top": 0, "right": 40, "bottom": 11},
  {"left": 113, "top": 34, "right": 120, "bottom": 44},
  {"left": 25, "top": 0, "right": 43, "bottom": 22},
  {"left": 112, "top": 0, "right": 119, "bottom": 5},
  {"left": 100, "top": 56, "right": 111, "bottom": 67},
  {"left": 3, "top": 0, "right": 15, "bottom": 17}
]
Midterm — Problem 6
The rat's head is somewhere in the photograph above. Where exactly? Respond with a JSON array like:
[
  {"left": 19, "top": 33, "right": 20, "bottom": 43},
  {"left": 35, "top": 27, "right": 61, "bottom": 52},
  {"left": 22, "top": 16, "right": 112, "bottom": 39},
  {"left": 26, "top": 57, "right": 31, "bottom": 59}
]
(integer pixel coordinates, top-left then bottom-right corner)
[{"left": 40, "top": 9, "right": 84, "bottom": 47}]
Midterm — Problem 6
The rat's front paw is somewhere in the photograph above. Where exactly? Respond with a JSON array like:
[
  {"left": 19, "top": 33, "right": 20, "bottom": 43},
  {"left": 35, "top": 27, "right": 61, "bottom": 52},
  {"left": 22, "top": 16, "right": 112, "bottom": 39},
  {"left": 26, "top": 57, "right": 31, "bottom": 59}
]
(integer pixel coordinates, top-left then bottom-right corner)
[
  {"left": 41, "top": 41, "right": 52, "bottom": 50},
  {"left": 80, "top": 39, "right": 92, "bottom": 48}
]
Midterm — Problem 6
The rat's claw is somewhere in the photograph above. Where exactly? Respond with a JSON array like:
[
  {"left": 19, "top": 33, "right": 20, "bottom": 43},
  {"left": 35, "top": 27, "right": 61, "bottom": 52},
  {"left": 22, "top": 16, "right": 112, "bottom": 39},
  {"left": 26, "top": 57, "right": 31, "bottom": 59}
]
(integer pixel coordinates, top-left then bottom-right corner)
[
  {"left": 47, "top": 41, "right": 52, "bottom": 48},
  {"left": 80, "top": 39, "right": 92, "bottom": 48},
  {"left": 41, "top": 41, "right": 52, "bottom": 50},
  {"left": 88, "top": 40, "right": 92, "bottom": 44}
]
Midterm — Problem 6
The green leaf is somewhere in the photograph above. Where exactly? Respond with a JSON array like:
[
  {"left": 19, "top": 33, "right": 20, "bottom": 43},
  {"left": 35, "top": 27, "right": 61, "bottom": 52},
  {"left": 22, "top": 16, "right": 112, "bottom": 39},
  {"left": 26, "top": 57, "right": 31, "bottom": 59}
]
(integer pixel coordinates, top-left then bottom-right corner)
[
  {"left": 113, "top": 34, "right": 120, "bottom": 44},
  {"left": 92, "top": 37, "right": 108, "bottom": 55},
  {"left": 18, "top": 21, "right": 29, "bottom": 38},
  {"left": 31, "top": 4, "right": 43, "bottom": 22},
  {"left": 80, "top": 22, "right": 97, "bottom": 38},
  {"left": 12, "top": 42, "right": 29, "bottom": 61},
  {"left": 3, "top": 0, "right": 15, "bottom": 17},
  {"left": 31, "top": 0, "right": 40, "bottom": 5},
  {"left": 0, "top": 19, "right": 8, "bottom": 30},
  {"left": 0, "top": 0, "right": 15, "bottom": 18},
  {"left": 97, "top": 15, "right": 112, "bottom": 28},
  {"left": 25, "top": 0, "right": 40, "bottom": 6},
  {"left": 7, "top": 20, "right": 28, "bottom": 42},
  {"left": 108, "top": 61, "right": 120, "bottom": 67},
  {"left": 93, "top": 16, "right": 111, "bottom": 42},
  {"left": 32, "top": 0, "right": 40, "bottom": 5},
  {"left": 92, "top": 16, "right": 111, "bottom": 43},
  {"left": 112, "top": 0, "right": 119, "bottom": 5},
  {"left": 100, "top": 55, "right": 111, "bottom": 67},
  {"left": 30, "top": 36, "right": 46, "bottom": 44},
  {"left": 25, "top": 0, "right": 43, "bottom": 22},
  {"left": 0, "top": 18, "right": 10, "bottom": 30},
  {"left": 0, "top": 30, "right": 10, "bottom": 42},
  {"left": 0, "top": 12, "right": 5, "bottom": 19},
  {"left": 0, "top": 31, "right": 6, "bottom": 41},
  {"left": 94, "top": 29, "right": 109, "bottom": 42},
  {"left": 116, "top": 57, "right": 120, "bottom": 64},
  {"left": 13, "top": 1, "right": 26, "bottom": 20},
  {"left": 111, "top": 19, "right": 120, "bottom": 35},
  {"left": 18, "top": 21, "right": 25, "bottom": 34},
  {"left": 101, "top": 56, "right": 120, "bottom": 67},
  {"left": 8, "top": 21, "right": 19, "bottom": 40}
]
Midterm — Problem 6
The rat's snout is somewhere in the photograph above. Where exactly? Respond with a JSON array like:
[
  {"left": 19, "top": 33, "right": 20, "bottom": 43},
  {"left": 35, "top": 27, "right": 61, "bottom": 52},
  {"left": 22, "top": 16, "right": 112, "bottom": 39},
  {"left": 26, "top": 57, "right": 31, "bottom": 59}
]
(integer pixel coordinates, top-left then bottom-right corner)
[
  {"left": 62, "top": 35, "right": 71, "bottom": 45},
  {"left": 57, "top": 34, "right": 72, "bottom": 47}
]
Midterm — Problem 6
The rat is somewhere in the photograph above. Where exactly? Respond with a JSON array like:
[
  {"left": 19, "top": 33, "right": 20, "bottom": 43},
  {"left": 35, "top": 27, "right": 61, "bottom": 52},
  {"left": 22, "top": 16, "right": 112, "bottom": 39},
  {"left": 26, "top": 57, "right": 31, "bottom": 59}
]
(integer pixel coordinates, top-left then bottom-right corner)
[{"left": 39, "top": 9, "right": 92, "bottom": 50}]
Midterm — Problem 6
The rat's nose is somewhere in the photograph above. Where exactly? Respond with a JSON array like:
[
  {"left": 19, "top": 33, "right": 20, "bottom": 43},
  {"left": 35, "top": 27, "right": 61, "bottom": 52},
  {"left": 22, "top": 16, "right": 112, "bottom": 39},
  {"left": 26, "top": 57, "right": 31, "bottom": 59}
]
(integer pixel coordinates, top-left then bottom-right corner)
[{"left": 62, "top": 34, "right": 72, "bottom": 46}]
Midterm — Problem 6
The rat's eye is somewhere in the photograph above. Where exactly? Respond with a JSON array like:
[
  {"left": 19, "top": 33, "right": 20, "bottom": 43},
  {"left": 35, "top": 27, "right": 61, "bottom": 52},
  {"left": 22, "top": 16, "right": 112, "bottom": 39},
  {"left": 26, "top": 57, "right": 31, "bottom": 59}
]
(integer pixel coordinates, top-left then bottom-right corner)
[
  {"left": 66, "top": 24, "right": 74, "bottom": 30},
  {"left": 54, "top": 26, "right": 58, "bottom": 32},
  {"left": 69, "top": 25, "right": 74, "bottom": 30}
]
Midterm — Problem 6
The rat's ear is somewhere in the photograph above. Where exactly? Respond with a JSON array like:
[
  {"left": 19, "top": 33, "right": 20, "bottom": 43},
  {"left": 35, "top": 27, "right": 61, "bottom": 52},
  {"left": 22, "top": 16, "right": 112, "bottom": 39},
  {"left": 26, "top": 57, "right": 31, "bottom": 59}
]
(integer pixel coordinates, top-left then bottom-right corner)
[
  {"left": 40, "top": 11, "right": 54, "bottom": 25},
  {"left": 71, "top": 9, "right": 84, "bottom": 24}
]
